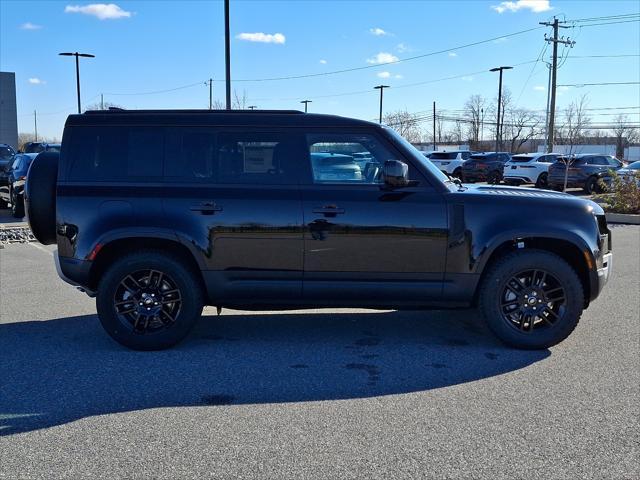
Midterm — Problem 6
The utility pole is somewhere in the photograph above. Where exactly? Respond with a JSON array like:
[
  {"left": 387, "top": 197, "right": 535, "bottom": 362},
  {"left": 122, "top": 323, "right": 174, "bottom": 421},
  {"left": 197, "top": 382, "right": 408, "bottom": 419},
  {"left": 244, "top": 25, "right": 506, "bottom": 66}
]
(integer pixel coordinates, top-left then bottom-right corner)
[
  {"left": 58, "top": 52, "right": 95, "bottom": 113},
  {"left": 543, "top": 63, "right": 552, "bottom": 152},
  {"left": 224, "top": 0, "right": 231, "bottom": 110},
  {"left": 432, "top": 101, "right": 437, "bottom": 151},
  {"left": 34, "top": 110, "right": 38, "bottom": 142},
  {"left": 374, "top": 85, "right": 389, "bottom": 124},
  {"left": 480, "top": 107, "right": 484, "bottom": 146},
  {"left": 205, "top": 78, "right": 213, "bottom": 109},
  {"left": 490, "top": 66, "right": 512, "bottom": 152},
  {"left": 100, "top": 93, "right": 104, "bottom": 110},
  {"left": 300, "top": 100, "right": 312, "bottom": 113},
  {"left": 540, "top": 17, "right": 575, "bottom": 152}
]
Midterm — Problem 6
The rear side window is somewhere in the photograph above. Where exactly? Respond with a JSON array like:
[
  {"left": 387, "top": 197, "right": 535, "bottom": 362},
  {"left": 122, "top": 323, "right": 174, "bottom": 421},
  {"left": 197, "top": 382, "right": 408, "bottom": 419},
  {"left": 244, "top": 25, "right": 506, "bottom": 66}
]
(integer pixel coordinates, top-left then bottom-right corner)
[
  {"left": 587, "top": 157, "right": 608, "bottom": 166},
  {"left": 164, "top": 128, "right": 217, "bottom": 181},
  {"left": 511, "top": 155, "right": 533, "bottom": 163},
  {"left": 429, "top": 152, "right": 458, "bottom": 160},
  {"left": 66, "top": 127, "right": 164, "bottom": 182}
]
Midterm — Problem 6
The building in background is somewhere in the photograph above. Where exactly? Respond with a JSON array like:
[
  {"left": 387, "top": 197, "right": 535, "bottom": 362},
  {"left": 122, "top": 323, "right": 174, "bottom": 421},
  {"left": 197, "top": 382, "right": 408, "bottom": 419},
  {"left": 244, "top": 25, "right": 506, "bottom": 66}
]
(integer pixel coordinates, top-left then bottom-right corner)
[{"left": 0, "top": 72, "right": 19, "bottom": 149}]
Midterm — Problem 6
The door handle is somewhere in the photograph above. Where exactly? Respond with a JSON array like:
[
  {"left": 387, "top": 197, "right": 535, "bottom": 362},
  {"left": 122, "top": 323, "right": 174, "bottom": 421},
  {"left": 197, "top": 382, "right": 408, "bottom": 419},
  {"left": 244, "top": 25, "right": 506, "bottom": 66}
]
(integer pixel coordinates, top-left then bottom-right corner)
[
  {"left": 189, "top": 202, "right": 223, "bottom": 215},
  {"left": 312, "top": 205, "right": 345, "bottom": 217}
]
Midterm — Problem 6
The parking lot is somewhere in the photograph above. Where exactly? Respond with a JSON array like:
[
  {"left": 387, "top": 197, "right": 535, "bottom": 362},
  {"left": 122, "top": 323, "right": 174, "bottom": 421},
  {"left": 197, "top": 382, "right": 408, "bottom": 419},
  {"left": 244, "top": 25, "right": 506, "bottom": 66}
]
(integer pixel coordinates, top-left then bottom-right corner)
[{"left": 0, "top": 219, "right": 637, "bottom": 479}]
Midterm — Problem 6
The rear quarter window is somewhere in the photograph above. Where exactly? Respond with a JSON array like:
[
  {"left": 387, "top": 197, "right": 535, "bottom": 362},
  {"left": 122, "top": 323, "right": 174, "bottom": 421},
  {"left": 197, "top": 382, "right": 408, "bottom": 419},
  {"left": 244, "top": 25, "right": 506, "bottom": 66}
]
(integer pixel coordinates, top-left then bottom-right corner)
[{"left": 66, "top": 127, "right": 164, "bottom": 182}]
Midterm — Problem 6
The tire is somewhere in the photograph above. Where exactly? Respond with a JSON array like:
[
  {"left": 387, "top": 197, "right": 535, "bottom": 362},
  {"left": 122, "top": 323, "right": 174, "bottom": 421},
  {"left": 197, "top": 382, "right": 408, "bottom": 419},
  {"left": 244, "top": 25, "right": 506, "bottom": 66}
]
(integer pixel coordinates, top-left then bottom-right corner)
[
  {"left": 584, "top": 176, "right": 598, "bottom": 194},
  {"left": 96, "top": 251, "right": 204, "bottom": 350},
  {"left": 452, "top": 168, "right": 462, "bottom": 179},
  {"left": 11, "top": 191, "right": 24, "bottom": 218},
  {"left": 0, "top": 197, "right": 7, "bottom": 209},
  {"left": 535, "top": 172, "right": 548, "bottom": 189},
  {"left": 488, "top": 170, "right": 502, "bottom": 185},
  {"left": 25, "top": 151, "right": 58, "bottom": 244},
  {"left": 478, "top": 249, "right": 583, "bottom": 349}
]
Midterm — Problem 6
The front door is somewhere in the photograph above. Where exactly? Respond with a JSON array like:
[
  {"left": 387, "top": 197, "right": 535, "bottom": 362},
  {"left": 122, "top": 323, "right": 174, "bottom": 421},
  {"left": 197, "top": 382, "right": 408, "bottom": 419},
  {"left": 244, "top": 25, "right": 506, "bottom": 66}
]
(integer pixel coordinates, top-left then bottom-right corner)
[{"left": 300, "top": 131, "right": 448, "bottom": 305}]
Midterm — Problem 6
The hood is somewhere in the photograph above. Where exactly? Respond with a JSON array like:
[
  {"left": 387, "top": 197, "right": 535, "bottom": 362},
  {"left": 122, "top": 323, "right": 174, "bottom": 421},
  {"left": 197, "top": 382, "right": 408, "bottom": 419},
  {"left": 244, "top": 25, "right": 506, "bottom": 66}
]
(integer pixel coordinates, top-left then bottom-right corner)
[{"left": 453, "top": 184, "right": 605, "bottom": 215}]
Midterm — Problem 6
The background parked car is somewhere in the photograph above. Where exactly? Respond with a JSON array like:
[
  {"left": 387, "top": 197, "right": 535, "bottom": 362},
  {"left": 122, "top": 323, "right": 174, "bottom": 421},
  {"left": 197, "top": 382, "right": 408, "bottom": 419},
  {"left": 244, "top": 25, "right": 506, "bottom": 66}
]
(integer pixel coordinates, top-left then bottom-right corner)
[
  {"left": 548, "top": 154, "right": 624, "bottom": 193},
  {"left": 310, "top": 152, "right": 363, "bottom": 182},
  {"left": 427, "top": 150, "right": 474, "bottom": 179},
  {"left": 0, "top": 153, "right": 38, "bottom": 217},
  {"left": 21, "top": 142, "right": 61, "bottom": 154},
  {"left": 0, "top": 143, "right": 17, "bottom": 208},
  {"left": 461, "top": 152, "right": 511, "bottom": 184},
  {"left": 616, "top": 160, "right": 640, "bottom": 186},
  {"left": 503, "top": 152, "right": 559, "bottom": 188}
]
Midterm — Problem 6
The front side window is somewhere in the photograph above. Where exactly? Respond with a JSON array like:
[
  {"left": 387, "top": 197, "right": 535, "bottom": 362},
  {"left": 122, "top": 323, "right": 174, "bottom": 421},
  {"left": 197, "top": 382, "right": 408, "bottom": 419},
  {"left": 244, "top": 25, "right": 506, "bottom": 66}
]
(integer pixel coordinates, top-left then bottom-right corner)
[{"left": 306, "top": 133, "right": 392, "bottom": 185}]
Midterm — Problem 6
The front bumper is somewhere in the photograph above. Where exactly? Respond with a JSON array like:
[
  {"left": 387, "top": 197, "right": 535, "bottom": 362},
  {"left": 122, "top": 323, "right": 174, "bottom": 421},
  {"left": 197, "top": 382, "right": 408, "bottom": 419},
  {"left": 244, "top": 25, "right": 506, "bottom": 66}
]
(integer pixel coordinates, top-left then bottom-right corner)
[{"left": 596, "top": 252, "right": 612, "bottom": 295}]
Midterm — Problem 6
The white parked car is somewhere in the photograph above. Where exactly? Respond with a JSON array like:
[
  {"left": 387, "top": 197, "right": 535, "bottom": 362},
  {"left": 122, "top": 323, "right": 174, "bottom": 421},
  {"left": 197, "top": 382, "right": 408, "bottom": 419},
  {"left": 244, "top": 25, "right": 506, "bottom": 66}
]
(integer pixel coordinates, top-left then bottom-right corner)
[
  {"left": 503, "top": 153, "right": 560, "bottom": 188},
  {"left": 617, "top": 160, "right": 640, "bottom": 186},
  {"left": 427, "top": 151, "right": 474, "bottom": 179}
]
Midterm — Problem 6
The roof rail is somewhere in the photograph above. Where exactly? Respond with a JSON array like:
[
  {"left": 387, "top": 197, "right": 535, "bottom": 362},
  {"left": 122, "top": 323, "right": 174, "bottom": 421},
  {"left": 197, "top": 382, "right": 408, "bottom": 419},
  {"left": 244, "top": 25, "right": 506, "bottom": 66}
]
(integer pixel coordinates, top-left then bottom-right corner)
[{"left": 84, "top": 109, "right": 304, "bottom": 115}]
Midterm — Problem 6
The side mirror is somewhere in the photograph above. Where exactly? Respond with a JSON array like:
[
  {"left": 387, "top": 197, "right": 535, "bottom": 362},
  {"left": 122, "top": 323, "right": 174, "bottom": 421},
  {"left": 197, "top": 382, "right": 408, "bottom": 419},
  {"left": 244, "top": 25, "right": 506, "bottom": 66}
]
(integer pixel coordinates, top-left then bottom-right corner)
[{"left": 383, "top": 160, "right": 409, "bottom": 187}]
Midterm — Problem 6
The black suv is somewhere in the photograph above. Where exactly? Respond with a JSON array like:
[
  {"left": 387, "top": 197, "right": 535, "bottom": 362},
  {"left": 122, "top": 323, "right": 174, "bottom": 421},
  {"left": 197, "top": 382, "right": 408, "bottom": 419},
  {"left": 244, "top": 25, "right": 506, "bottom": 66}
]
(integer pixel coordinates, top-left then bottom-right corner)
[
  {"left": 548, "top": 154, "right": 624, "bottom": 193},
  {"left": 0, "top": 153, "right": 38, "bottom": 217},
  {"left": 26, "top": 110, "right": 612, "bottom": 350},
  {"left": 461, "top": 152, "right": 511, "bottom": 184}
]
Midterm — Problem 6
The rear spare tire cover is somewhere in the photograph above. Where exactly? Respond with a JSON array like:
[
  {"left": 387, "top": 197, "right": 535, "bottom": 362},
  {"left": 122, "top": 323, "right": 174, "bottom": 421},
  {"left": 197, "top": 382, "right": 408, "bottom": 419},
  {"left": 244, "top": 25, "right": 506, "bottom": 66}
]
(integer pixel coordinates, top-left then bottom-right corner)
[{"left": 26, "top": 151, "right": 58, "bottom": 245}]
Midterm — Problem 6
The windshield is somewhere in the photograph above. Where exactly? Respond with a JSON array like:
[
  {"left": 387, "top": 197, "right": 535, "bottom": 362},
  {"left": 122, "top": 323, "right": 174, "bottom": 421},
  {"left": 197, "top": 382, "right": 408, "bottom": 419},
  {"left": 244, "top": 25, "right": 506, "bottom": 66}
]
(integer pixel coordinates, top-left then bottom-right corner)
[
  {"left": 384, "top": 127, "right": 449, "bottom": 183},
  {"left": 625, "top": 161, "right": 640, "bottom": 169}
]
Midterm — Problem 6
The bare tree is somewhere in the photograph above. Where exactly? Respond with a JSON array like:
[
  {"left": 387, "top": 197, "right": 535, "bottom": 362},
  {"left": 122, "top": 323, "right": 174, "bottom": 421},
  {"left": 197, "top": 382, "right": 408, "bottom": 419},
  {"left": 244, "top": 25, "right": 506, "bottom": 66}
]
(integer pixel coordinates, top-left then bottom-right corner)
[
  {"left": 83, "top": 101, "right": 122, "bottom": 112},
  {"left": 383, "top": 109, "right": 423, "bottom": 143},
  {"left": 464, "top": 94, "right": 486, "bottom": 147},
  {"left": 611, "top": 114, "right": 639, "bottom": 159},
  {"left": 486, "top": 87, "right": 512, "bottom": 150},
  {"left": 504, "top": 108, "right": 543, "bottom": 153},
  {"left": 557, "top": 94, "right": 591, "bottom": 190},
  {"left": 17, "top": 133, "right": 59, "bottom": 151}
]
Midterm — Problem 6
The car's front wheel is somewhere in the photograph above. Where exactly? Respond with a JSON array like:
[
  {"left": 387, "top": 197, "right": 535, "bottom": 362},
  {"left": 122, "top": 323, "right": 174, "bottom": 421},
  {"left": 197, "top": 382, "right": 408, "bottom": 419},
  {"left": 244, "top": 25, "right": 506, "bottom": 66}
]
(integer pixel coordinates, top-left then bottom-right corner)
[
  {"left": 96, "top": 251, "right": 204, "bottom": 350},
  {"left": 488, "top": 170, "right": 502, "bottom": 185},
  {"left": 478, "top": 249, "right": 584, "bottom": 349},
  {"left": 535, "top": 172, "right": 548, "bottom": 188}
]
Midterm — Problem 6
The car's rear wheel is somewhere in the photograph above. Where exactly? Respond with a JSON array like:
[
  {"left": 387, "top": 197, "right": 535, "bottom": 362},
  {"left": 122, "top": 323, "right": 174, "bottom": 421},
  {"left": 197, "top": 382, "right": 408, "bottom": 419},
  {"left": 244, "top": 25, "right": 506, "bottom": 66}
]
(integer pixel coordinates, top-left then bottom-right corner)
[
  {"left": 96, "top": 251, "right": 204, "bottom": 350},
  {"left": 535, "top": 172, "right": 548, "bottom": 189},
  {"left": 452, "top": 168, "right": 462, "bottom": 179},
  {"left": 478, "top": 249, "right": 583, "bottom": 349},
  {"left": 584, "top": 176, "right": 598, "bottom": 194}
]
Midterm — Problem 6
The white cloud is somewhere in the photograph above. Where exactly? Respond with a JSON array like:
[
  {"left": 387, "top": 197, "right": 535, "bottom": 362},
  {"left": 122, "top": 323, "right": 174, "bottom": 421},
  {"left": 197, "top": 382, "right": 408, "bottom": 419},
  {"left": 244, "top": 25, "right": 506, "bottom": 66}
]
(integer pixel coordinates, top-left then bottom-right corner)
[
  {"left": 20, "top": 22, "right": 42, "bottom": 30},
  {"left": 366, "top": 52, "right": 399, "bottom": 65},
  {"left": 493, "top": 36, "right": 508, "bottom": 43},
  {"left": 319, "top": 59, "right": 327, "bottom": 64},
  {"left": 461, "top": 76, "right": 474, "bottom": 82},
  {"left": 236, "top": 32, "right": 285, "bottom": 44},
  {"left": 28, "top": 78, "right": 45, "bottom": 85},
  {"left": 370, "top": 27, "right": 390, "bottom": 36},
  {"left": 65, "top": 4, "right": 132, "bottom": 20},
  {"left": 394, "top": 74, "right": 403, "bottom": 79},
  {"left": 533, "top": 85, "right": 545, "bottom": 91},
  {"left": 377, "top": 71, "right": 391, "bottom": 78},
  {"left": 448, "top": 52, "right": 457, "bottom": 57},
  {"left": 492, "top": 0, "right": 552, "bottom": 14},
  {"left": 397, "top": 43, "right": 411, "bottom": 53}
]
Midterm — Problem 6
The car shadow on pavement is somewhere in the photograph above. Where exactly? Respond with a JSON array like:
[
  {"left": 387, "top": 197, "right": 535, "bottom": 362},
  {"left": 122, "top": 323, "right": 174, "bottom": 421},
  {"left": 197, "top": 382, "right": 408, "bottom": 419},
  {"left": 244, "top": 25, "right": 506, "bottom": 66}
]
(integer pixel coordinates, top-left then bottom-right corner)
[{"left": 0, "top": 309, "right": 549, "bottom": 435}]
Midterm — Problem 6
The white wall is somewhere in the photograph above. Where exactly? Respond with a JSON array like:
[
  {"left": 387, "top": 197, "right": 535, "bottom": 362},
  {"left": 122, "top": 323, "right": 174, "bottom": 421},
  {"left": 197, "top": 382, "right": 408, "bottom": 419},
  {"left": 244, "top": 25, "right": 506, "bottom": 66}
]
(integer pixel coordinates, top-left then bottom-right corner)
[
  {"left": 537, "top": 144, "right": 616, "bottom": 155},
  {"left": 624, "top": 146, "right": 640, "bottom": 161}
]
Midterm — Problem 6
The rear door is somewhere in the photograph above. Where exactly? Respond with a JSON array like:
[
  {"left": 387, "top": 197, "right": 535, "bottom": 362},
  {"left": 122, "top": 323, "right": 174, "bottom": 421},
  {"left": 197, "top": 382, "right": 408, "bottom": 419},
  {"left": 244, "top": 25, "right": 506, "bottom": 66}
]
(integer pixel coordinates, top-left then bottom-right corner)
[
  {"left": 163, "top": 127, "right": 307, "bottom": 303},
  {"left": 300, "top": 130, "right": 448, "bottom": 304}
]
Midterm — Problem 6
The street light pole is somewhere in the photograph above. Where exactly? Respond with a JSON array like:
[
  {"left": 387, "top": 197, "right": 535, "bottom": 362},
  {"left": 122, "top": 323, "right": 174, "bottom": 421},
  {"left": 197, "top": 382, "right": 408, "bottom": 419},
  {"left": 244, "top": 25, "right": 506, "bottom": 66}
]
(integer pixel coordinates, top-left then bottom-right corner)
[
  {"left": 300, "top": 100, "right": 312, "bottom": 113},
  {"left": 490, "top": 66, "right": 512, "bottom": 152},
  {"left": 374, "top": 85, "right": 389, "bottom": 124},
  {"left": 59, "top": 52, "right": 95, "bottom": 113},
  {"left": 224, "top": 0, "right": 231, "bottom": 110}
]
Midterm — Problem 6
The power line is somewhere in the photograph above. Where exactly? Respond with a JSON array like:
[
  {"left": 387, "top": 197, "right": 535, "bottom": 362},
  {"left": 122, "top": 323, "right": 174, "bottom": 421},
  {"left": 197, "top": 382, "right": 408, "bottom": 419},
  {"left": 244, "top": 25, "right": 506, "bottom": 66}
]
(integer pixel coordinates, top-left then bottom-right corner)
[{"left": 558, "top": 81, "right": 640, "bottom": 87}]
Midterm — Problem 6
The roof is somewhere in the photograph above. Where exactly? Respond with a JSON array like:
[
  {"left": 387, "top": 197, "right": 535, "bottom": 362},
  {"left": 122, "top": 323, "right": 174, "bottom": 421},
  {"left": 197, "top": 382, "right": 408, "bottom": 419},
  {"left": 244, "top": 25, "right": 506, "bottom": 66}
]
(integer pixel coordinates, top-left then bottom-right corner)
[{"left": 67, "top": 109, "right": 379, "bottom": 128}]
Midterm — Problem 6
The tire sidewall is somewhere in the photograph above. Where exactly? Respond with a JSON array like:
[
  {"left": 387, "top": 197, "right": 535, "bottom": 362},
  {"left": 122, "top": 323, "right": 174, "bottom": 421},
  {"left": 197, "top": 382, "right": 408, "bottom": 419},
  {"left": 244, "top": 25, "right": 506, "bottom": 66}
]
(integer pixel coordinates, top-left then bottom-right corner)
[
  {"left": 480, "top": 250, "right": 584, "bottom": 349},
  {"left": 96, "top": 252, "right": 203, "bottom": 350}
]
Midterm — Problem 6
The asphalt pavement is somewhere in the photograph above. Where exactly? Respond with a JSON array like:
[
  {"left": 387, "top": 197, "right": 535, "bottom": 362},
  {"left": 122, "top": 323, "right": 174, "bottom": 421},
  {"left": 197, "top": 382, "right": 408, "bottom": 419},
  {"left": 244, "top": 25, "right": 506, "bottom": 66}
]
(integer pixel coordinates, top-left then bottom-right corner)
[{"left": 0, "top": 226, "right": 638, "bottom": 479}]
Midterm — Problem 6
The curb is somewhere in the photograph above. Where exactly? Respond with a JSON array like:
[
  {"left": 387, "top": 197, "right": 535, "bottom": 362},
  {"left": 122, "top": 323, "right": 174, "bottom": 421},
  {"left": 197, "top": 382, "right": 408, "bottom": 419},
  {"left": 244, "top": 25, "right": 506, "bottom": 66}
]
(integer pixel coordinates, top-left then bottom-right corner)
[{"left": 605, "top": 213, "right": 640, "bottom": 225}]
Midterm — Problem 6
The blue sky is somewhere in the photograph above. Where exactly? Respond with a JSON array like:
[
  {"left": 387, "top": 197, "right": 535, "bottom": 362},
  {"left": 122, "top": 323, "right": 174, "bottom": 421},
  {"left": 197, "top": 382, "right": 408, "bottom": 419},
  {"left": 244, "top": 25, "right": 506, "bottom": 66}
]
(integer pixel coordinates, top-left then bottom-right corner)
[{"left": 1, "top": 0, "right": 639, "bottom": 139}]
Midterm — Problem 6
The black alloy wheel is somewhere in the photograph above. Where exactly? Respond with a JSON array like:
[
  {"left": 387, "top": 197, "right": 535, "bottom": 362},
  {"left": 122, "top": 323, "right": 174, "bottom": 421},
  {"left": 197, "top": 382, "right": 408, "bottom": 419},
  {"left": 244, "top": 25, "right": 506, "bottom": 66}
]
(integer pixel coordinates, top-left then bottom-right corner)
[
  {"left": 535, "top": 172, "right": 548, "bottom": 188},
  {"left": 498, "top": 269, "right": 566, "bottom": 333},
  {"left": 113, "top": 269, "right": 182, "bottom": 334}
]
